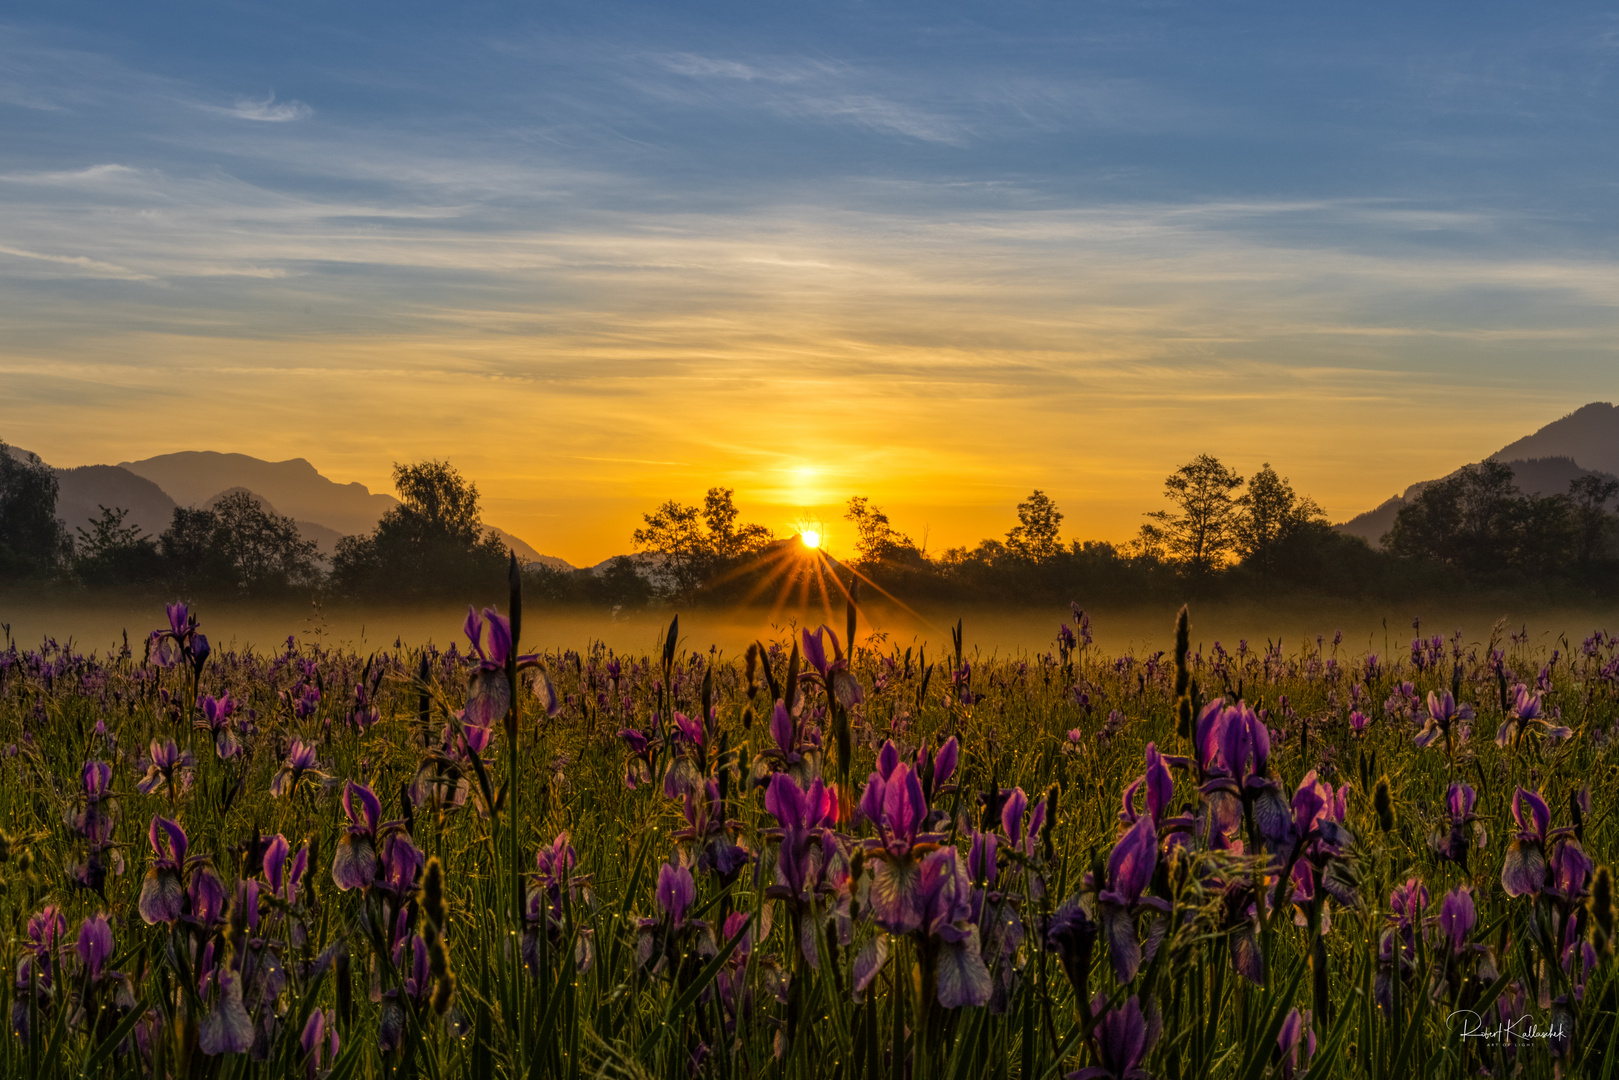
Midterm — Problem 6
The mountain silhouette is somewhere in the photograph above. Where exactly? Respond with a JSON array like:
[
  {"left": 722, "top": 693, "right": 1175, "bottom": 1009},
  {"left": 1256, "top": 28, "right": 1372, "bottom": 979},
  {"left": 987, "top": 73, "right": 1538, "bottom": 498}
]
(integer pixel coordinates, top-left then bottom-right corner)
[
  {"left": 5, "top": 446, "right": 571, "bottom": 568},
  {"left": 1336, "top": 402, "right": 1619, "bottom": 546},
  {"left": 120, "top": 452, "right": 397, "bottom": 537},
  {"left": 1490, "top": 402, "right": 1619, "bottom": 474}
]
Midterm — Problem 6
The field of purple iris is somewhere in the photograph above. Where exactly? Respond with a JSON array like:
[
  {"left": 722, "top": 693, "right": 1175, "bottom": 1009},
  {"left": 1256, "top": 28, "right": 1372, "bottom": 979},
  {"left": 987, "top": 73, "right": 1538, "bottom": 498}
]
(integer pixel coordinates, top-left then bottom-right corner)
[{"left": 1, "top": 570, "right": 1614, "bottom": 1079}]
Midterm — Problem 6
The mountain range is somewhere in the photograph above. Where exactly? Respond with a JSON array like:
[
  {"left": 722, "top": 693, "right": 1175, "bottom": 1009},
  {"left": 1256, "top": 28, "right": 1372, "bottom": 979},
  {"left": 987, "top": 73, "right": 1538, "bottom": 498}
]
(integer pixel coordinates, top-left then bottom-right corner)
[
  {"left": 1335, "top": 402, "right": 1619, "bottom": 546},
  {"left": 5, "top": 447, "right": 572, "bottom": 570}
]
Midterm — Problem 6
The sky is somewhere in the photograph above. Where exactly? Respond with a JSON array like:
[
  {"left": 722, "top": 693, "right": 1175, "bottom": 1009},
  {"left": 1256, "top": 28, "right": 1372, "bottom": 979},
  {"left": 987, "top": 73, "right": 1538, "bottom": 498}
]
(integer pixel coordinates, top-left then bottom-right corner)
[{"left": 3, "top": 1, "right": 1619, "bottom": 566}]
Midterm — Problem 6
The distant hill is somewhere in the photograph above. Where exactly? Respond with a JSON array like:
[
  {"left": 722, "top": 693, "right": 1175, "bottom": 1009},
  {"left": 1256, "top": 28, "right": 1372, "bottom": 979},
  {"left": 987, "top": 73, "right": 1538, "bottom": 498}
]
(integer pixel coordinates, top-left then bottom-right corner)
[
  {"left": 120, "top": 451, "right": 398, "bottom": 537},
  {"left": 1336, "top": 401, "right": 1619, "bottom": 547},
  {"left": 6, "top": 445, "right": 569, "bottom": 568},
  {"left": 54, "top": 464, "right": 177, "bottom": 539},
  {"left": 1491, "top": 402, "right": 1619, "bottom": 475},
  {"left": 489, "top": 527, "right": 573, "bottom": 571}
]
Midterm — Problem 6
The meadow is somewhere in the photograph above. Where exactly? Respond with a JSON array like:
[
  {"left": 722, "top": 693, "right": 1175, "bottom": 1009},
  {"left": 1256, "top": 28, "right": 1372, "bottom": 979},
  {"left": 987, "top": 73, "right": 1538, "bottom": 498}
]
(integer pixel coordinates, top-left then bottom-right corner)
[{"left": 1, "top": 566, "right": 1615, "bottom": 1079}]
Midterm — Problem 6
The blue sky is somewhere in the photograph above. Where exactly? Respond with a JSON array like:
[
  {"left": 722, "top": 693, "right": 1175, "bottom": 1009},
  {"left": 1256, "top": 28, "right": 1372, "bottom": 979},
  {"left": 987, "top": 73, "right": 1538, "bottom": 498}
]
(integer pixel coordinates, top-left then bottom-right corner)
[{"left": 3, "top": 2, "right": 1618, "bottom": 561}]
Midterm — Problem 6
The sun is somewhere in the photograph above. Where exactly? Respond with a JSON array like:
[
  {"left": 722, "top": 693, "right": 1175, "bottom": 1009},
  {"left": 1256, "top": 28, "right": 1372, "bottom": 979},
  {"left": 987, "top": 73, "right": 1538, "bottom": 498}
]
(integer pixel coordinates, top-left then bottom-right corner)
[{"left": 801, "top": 529, "right": 821, "bottom": 549}]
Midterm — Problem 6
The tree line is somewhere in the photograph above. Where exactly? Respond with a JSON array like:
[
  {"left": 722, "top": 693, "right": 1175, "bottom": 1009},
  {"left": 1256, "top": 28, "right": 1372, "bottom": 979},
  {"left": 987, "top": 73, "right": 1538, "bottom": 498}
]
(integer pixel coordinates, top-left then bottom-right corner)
[{"left": 6, "top": 435, "right": 1617, "bottom": 604}]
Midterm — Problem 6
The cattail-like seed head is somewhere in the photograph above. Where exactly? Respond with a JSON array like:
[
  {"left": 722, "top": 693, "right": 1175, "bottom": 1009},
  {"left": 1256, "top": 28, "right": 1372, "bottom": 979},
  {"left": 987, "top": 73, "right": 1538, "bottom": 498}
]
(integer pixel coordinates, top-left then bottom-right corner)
[
  {"left": 1591, "top": 866, "right": 1613, "bottom": 958},
  {"left": 432, "top": 970, "right": 456, "bottom": 1016},
  {"left": 336, "top": 944, "right": 354, "bottom": 1027},
  {"left": 421, "top": 857, "right": 446, "bottom": 931},
  {"left": 1173, "top": 605, "right": 1190, "bottom": 697},
  {"left": 1375, "top": 776, "right": 1395, "bottom": 833},
  {"left": 425, "top": 922, "right": 450, "bottom": 980}
]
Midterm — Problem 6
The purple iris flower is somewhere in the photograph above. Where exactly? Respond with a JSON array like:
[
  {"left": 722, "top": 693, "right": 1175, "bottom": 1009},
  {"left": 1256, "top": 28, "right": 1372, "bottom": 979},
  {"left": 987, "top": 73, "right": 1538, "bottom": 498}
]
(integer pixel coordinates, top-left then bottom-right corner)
[
  {"left": 802, "top": 625, "right": 864, "bottom": 709},
  {"left": 263, "top": 833, "right": 309, "bottom": 906},
  {"left": 618, "top": 726, "right": 654, "bottom": 789},
  {"left": 1551, "top": 839, "right": 1593, "bottom": 899},
  {"left": 656, "top": 862, "right": 696, "bottom": 928},
  {"left": 1066, "top": 994, "right": 1158, "bottom": 1080},
  {"left": 1276, "top": 1008, "right": 1316, "bottom": 1080},
  {"left": 1431, "top": 782, "right": 1484, "bottom": 868},
  {"left": 150, "top": 603, "right": 198, "bottom": 668},
  {"left": 1098, "top": 814, "right": 1162, "bottom": 984},
  {"left": 1414, "top": 690, "right": 1473, "bottom": 748},
  {"left": 75, "top": 913, "right": 114, "bottom": 980},
  {"left": 197, "top": 965, "right": 254, "bottom": 1056},
  {"left": 1044, "top": 898, "right": 1098, "bottom": 1001},
  {"left": 136, "top": 738, "right": 195, "bottom": 797},
  {"left": 860, "top": 762, "right": 945, "bottom": 935},
  {"left": 300, "top": 1008, "right": 340, "bottom": 1079},
  {"left": 1501, "top": 787, "right": 1551, "bottom": 897},
  {"left": 138, "top": 816, "right": 189, "bottom": 925},
  {"left": 917, "top": 847, "right": 992, "bottom": 1008},
  {"left": 1437, "top": 886, "right": 1475, "bottom": 953},
  {"left": 1348, "top": 709, "right": 1370, "bottom": 735},
  {"left": 1119, "top": 743, "right": 1175, "bottom": 831},
  {"left": 463, "top": 606, "right": 540, "bottom": 728},
  {"left": 270, "top": 738, "right": 330, "bottom": 798},
  {"left": 187, "top": 863, "right": 228, "bottom": 930},
  {"left": 196, "top": 693, "right": 241, "bottom": 759},
  {"left": 332, "top": 781, "right": 382, "bottom": 891},
  {"left": 1496, "top": 684, "right": 1572, "bottom": 747},
  {"left": 72, "top": 760, "right": 117, "bottom": 846}
]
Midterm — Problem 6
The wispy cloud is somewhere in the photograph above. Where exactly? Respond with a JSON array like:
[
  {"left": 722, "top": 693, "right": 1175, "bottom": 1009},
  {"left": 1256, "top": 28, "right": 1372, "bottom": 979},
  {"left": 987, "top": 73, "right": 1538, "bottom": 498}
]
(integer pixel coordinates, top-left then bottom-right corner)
[
  {"left": 211, "top": 93, "right": 312, "bottom": 122},
  {"left": 0, "top": 242, "right": 151, "bottom": 279}
]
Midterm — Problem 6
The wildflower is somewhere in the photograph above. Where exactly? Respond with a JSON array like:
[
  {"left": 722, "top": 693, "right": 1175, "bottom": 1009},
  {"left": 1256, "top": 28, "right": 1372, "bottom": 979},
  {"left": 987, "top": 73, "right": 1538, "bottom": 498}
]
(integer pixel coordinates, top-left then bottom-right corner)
[
  {"left": 1348, "top": 709, "right": 1369, "bottom": 736},
  {"left": 1066, "top": 994, "right": 1158, "bottom": 1080},
  {"left": 462, "top": 606, "right": 541, "bottom": 728},
  {"left": 150, "top": 603, "right": 199, "bottom": 668},
  {"left": 12, "top": 906, "right": 69, "bottom": 1039},
  {"left": 138, "top": 816, "right": 190, "bottom": 924},
  {"left": 859, "top": 763, "right": 939, "bottom": 934},
  {"left": 525, "top": 832, "right": 594, "bottom": 974},
  {"left": 1501, "top": 787, "right": 1551, "bottom": 897},
  {"left": 1098, "top": 814, "right": 1162, "bottom": 984},
  {"left": 1376, "top": 878, "right": 1428, "bottom": 1011},
  {"left": 1413, "top": 689, "right": 1473, "bottom": 748},
  {"left": 1429, "top": 782, "right": 1485, "bottom": 870},
  {"left": 269, "top": 739, "right": 332, "bottom": 798},
  {"left": 1044, "top": 898, "right": 1098, "bottom": 1001},
  {"left": 300, "top": 1008, "right": 341, "bottom": 1079},
  {"left": 1495, "top": 684, "right": 1572, "bottom": 747},
  {"left": 195, "top": 693, "right": 242, "bottom": 759},
  {"left": 802, "top": 625, "right": 864, "bottom": 709},
  {"left": 1436, "top": 885, "right": 1476, "bottom": 953},
  {"left": 331, "top": 781, "right": 382, "bottom": 891},
  {"left": 617, "top": 726, "right": 655, "bottom": 789},
  {"left": 1276, "top": 1008, "right": 1316, "bottom": 1080},
  {"left": 197, "top": 953, "right": 254, "bottom": 1056},
  {"left": 135, "top": 738, "right": 195, "bottom": 797},
  {"left": 917, "top": 847, "right": 992, "bottom": 1008}
]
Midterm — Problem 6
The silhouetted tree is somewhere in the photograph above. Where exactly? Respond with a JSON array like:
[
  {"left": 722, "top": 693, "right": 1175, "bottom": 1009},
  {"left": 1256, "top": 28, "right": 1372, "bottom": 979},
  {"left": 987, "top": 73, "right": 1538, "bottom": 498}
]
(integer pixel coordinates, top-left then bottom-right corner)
[
  {"left": 1570, "top": 474, "right": 1619, "bottom": 566},
  {"left": 1006, "top": 490, "right": 1063, "bottom": 562},
  {"left": 157, "top": 493, "right": 316, "bottom": 595},
  {"left": 75, "top": 505, "right": 163, "bottom": 586},
  {"left": 633, "top": 487, "right": 772, "bottom": 596},
  {"left": 845, "top": 496, "right": 922, "bottom": 564},
  {"left": 332, "top": 460, "right": 508, "bottom": 599},
  {"left": 0, "top": 440, "right": 69, "bottom": 578},
  {"left": 1139, "top": 454, "right": 1244, "bottom": 574},
  {"left": 1235, "top": 464, "right": 1326, "bottom": 576}
]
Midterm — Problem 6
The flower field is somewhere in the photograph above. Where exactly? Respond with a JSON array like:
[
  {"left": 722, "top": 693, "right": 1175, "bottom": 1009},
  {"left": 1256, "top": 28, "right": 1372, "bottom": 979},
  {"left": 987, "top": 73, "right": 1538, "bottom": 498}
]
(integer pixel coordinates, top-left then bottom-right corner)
[{"left": 1, "top": 568, "right": 1615, "bottom": 1079}]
